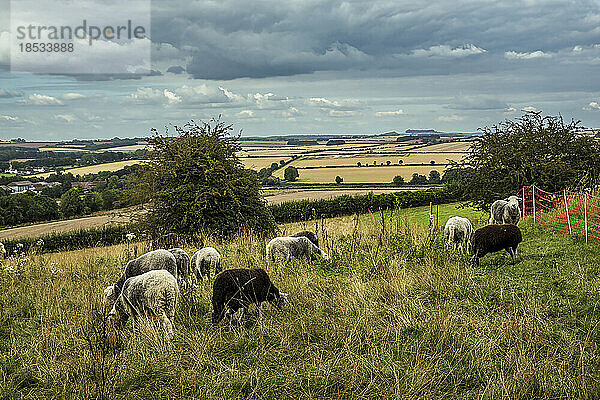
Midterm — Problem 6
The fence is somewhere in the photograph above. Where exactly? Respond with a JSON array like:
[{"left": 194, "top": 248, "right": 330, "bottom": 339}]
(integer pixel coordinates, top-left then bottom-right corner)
[{"left": 520, "top": 185, "right": 600, "bottom": 243}]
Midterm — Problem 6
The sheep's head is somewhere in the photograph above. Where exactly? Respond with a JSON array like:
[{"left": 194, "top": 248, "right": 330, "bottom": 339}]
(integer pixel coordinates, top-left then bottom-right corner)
[
  {"left": 107, "top": 303, "right": 127, "bottom": 329},
  {"left": 268, "top": 289, "right": 288, "bottom": 309},
  {"left": 321, "top": 251, "right": 330, "bottom": 260},
  {"left": 102, "top": 285, "right": 116, "bottom": 312}
]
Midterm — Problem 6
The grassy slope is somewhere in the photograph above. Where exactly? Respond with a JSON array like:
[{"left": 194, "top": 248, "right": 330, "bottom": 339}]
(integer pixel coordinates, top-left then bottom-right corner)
[{"left": 1, "top": 204, "right": 600, "bottom": 398}]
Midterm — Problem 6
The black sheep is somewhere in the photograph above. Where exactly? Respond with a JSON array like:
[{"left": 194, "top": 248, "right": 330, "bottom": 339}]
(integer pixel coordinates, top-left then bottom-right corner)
[
  {"left": 290, "top": 230, "right": 318, "bottom": 247},
  {"left": 471, "top": 224, "right": 522, "bottom": 267},
  {"left": 212, "top": 268, "right": 287, "bottom": 324}
]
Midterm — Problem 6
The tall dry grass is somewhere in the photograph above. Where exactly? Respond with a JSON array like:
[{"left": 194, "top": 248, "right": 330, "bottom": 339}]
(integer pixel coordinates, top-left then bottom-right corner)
[{"left": 1, "top": 204, "right": 600, "bottom": 399}]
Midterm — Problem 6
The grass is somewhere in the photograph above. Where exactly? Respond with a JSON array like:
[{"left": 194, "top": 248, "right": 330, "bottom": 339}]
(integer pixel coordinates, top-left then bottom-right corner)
[{"left": 2, "top": 203, "right": 600, "bottom": 398}]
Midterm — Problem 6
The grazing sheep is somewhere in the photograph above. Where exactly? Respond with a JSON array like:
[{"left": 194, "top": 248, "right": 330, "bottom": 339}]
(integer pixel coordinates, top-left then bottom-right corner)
[
  {"left": 471, "top": 224, "right": 522, "bottom": 268},
  {"left": 444, "top": 216, "right": 474, "bottom": 253},
  {"left": 191, "top": 247, "right": 222, "bottom": 282},
  {"left": 266, "top": 236, "right": 329, "bottom": 266},
  {"left": 168, "top": 248, "right": 191, "bottom": 287},
  {"left": 489, "top": 196, "right": 522, "bottom": 225},
  {"left": 289, "top": 230, "right": 319, "bottom": 247},
  {"left": 108, "top": 269, "right": 179, "bottom": 336},
  {"left": 152, "top": 233, "right": 179, "bottom": 250},
  {"left": 104, "top": 249, "right": 178, "bottom": 310},
  {"left": 125, "top": 233, "right": 136, "bottom": 242},
  {"left": 212, "top": 268, "right": 287, "bottom": 324}
]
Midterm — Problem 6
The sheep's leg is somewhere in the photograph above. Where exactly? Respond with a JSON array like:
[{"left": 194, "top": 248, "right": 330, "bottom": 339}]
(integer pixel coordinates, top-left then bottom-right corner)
[
  {"left": 159, "top": 313, "right": 174, "bottom": 337},
  {"left": 506, "top": 247, "right": 515, "bottom": 260},
  {"left": 471, "top": 251, "right": 480, "bottom": 268}
]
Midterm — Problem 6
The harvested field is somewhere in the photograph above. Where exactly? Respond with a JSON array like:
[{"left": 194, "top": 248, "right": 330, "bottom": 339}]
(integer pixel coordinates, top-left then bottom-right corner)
[
  {"left": 274, "top": 165, "right": 445, "bottom": 183},
  {"left": 0, "top": 207, "right": 144, "bottom": 241},
  {"left": 240, "top": 156, "right": 292, "bottom": 170},
  {"left": 264, "top": 188, "right": 414, "bottom": 203},
  {"left": 31, "top": 160, "right": 143, "bottom": 178}
]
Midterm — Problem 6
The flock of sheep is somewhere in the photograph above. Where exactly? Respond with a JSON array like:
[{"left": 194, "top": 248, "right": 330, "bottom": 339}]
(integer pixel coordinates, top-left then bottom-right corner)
[
  {"left": 101, "top": 231, "right": 330, "bottom": 335},
  {"left": 100, "top": 196, "right": 523, "bottom": 336},
  {"left": 444, "top": 195, "right": 523, "bottom": 268}
]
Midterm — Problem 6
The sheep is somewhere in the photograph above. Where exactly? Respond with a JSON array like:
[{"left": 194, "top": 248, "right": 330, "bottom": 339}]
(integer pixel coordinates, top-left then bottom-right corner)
[
  {"left": 108, "top": 269, "right": 179, "bottom": 336},
  {"left": 103, "top": 249, "right": 178, "bottom": 311},
  {"left": 489, "top": 196, "right": 522, "bottom": 225},
  {"left": 212, "top": 268, "right": 287, "bottom": 324},
  {"left": 266, "top": 236, "right": 329, "bottom": 266},
  {"left": 471, "top": 224, "right": 522, "bottom": 268},
  {"left": 289, "top": 230, "right": 318, "bottom": 247},
  {"left": 190, "top": 247, "right": 222, "bottom": 282},
  {"left": 125, "top": 233, "right": 136, "bottom": 242},
  {"left": 444, "top": 216, "right": 474, "bottom": 253},
  {"left": 152, "top": 233, "right": 179, "bottom": 250},
  {"left": 168, "top": 248, "right": 192, "bottom": 287}
]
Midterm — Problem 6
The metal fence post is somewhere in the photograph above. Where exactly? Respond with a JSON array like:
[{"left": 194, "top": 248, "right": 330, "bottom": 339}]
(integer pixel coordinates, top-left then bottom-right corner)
[
  {"left": 532, "top": 185, "right": 536, "bottom": 225},
  {"left": 585, "top": 192, "right": 588, "bottom": 243},
  {"left": 564, "top": 189, "right": 572, "bottom": 235},
  {"left": 522, "top": 186, "right": 526, "bottom": 218}
]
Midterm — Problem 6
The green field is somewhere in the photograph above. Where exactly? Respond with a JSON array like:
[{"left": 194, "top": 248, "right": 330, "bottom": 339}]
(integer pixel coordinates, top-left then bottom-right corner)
[{"left": 2, "top": 204, "right": 600, "bottom": 398}]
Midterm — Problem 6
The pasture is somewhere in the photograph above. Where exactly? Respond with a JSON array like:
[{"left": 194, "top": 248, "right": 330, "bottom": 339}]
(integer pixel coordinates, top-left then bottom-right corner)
[{"left": 2, "top": 204, "right": 600, "bottom": 398}]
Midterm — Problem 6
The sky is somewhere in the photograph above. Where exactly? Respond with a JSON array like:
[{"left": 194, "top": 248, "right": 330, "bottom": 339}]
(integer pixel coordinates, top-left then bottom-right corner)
[{"left": 0, "top": 0, "right": 600, "bottom": 140}]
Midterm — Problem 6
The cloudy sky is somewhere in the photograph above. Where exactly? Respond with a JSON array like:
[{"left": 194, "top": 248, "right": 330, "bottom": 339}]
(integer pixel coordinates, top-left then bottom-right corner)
[{"left": 1, "top": 0, "right": 600, "bottom": 140}]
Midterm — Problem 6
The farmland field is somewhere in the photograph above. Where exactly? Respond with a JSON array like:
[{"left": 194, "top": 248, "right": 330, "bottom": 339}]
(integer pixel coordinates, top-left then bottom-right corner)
[
  {"left": 31, "top": 160, "right": 143, "bottom": 178},
  {"left": 2, "top": 204, "right": 600, "bottom": 398},
  {"left": 284, "top": 153, "right": 464, "bottom": 168},
  {"left": 0, "top": 207, "right": 144, "bottom": 240},
  {"left": 273, "top": 164, "right": 445, "bottom": 183},
  {"left": 239, "top": 156, "right": 292, "bottom": 170},
  {"left": 263, "top": 188, "right": 415, "bottom": 204}
]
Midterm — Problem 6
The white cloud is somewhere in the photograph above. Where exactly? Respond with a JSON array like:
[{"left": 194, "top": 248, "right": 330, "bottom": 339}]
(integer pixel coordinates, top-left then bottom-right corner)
[
  {"left": 0, "top": 89, "right": 23, "bottom": 98},
  {"left": 237, "top": 110, "right": 255, "bottom": 118},
  {"left": 281, "top": 107, "right": 303, "bottom": 118},
  {"left": 505, "top": 106, "right": 517, "bottom": 113},
  {"left": 61, "top": 93, "right": 87, "bottom": 100},
  {"left": 583, "top": 101, "right": 600, "bottom": 111},
  {"left": 327, "top": 110, "right": 356, "bottom": 117},
  {"left": 410, "top": 44, "right": 486, "bottom": 58},
  {"left": 504, "top": 50, "right": 552, "bottom": 59},
  {"left": 521, "top": 106, "right": 539, "bottom": 112},
  {"left": 54, "top": 114, "right": 77, "bottom": 123},
  {"left": 19, "top": 94, "right": 64, "bottom": 106},
  {"left": 0, "top": 115, "right": 19, "bottom": 121},
  {"left": 127, "top": 88, "right": 181, "bottom": 105},
  {"left": 307, "top": 97, "right": 360, "bottom": 110},
  {"left": 438, "top": 114, "right": 465, "bottom": 121},
  {"left": 375, "top": 109, "right": 405, "bottom": 117}
]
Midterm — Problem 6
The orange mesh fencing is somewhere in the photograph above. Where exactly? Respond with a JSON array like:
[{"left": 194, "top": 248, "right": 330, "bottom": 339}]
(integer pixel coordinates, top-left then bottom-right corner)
[{"left": 520, "top": 185, "right": 600, "bottom": 243}]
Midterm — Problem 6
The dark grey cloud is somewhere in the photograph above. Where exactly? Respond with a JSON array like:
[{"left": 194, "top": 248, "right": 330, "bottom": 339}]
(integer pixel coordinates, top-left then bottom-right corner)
[
  {"left": 166, "top": 65, "right": 186, "bottom": 74},
  {"left": 150, "top": 0, "right": 600, "bottom": 79}
]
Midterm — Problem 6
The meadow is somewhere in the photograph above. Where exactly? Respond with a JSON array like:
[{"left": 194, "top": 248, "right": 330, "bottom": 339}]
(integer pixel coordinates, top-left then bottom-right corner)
[{"left": 2, "top": 203, "right": 600, "bottom": 398}]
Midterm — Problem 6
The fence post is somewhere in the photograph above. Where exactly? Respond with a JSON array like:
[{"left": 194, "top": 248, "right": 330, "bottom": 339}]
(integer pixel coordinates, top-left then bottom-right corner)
[
  {"left": 531, "top": 185, "right": 535, "bottom": 225},
  {"left": 585, "top": 192, "right": 588, "bottom": 243},
  {"left": 522, "top": 186, "right": 525, "bottom": 218},
  {"left": 564, "top": 189, "right": 572, "bottom": 235}
]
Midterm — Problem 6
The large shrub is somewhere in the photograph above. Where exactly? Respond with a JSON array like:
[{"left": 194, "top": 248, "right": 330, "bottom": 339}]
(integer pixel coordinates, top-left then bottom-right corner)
[
  {"left": 454, "top": 112, "right": 600, "bottom": 209},
  {"left": 136, "top": 119, "right": 276, "bottom": 238}
]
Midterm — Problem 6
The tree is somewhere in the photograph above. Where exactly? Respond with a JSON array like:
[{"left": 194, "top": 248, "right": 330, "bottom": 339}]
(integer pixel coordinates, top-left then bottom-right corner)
[
  {"left": 357, "top": 162, "right": 361, "bottom": 167},
  {"left": 386, "top": 160, "right": 391, "bottom": 166},
  {"left": 60, "top": 188, "right": 85, "bottom": 218},
  {"left": 271, "top": 162, "right": 279, "bottom": 170},
  {"left": 284, "top": 166, "right": 299, "bottom": 182},
  {"left": 279, "top": 160, "right": 286, "bottom": 166},
  {"left": 410, "top": 173, "right": 428, "bottom": 185},
  {"left": 430, "top": 160, "right": 435, "bottom": 165},
  {"left": 335, "top": 176, "right": 343, "bottom": 184},
  {"left": 457, "top": 112, "right": 600, "bottom": 209},
  {"left": 398, "top": 160, "right": 403, "bottom": 165},
  {"left": 393, "top": 175, "right": 405, "bottom": 186},
  {"left": 428, "top": 170, "right": 441, "bottom": 183},
  {"left": 136, "top": 119, "right": 276, "bottom": 237},
  {"left": 84, "top": 192, "right": 103, "bottom": 213}
]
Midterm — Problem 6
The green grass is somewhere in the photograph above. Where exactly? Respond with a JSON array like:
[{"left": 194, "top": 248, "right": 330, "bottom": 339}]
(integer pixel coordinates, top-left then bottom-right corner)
[{"left": 1, "top": 203, "right": 600, "bottom": 398}]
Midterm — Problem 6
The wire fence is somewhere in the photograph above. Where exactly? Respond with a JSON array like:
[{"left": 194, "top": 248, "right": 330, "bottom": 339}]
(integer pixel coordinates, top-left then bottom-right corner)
[{"left": 520, "top": 185, "right": 600, "bottom": 243}]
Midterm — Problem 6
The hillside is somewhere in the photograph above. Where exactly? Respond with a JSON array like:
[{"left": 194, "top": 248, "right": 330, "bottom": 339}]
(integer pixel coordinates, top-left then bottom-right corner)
[{"left": 1, "top": 204, "right": 600, "bottom": 398}]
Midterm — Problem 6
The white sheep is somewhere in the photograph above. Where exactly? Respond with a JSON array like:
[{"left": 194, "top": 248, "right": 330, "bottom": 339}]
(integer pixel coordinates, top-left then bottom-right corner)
[
  {"left": 489, "top": 195, "right": 522, "bottom": 225},
  {"left": 103, "top": 249, "right": 178, "bottom": 311},
  {"left": 108, "top": 269, "right": 179, "bottom": 336},
  {"left": 190, "top": 247, "right": 222, "bottom": 282},
  {"left": 444, "top": 216, "right": 474, "bottom": 253},
  {"left": 168, "top": 248, "right": 192, "bottom": 287},
  {"left": 266, "top": 236, "right": 329, "bottom": 266},
  {"left": 125, "top": 233, "right": 136, "bottom": 241}
]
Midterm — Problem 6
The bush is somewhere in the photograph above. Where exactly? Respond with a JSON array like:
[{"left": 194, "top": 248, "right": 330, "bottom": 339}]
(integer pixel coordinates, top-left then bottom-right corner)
[
  {"left": 60, "top": 188, "right": 85, "bottom": 218},
  {"left": 284, "top": 166, "right": 299, "bottom": 182},
  {"left": 335, "top": 176, "right": 343, "bottom": 184},
  {"left": 136, "top": 119, "right": 276, "bottom": 238},
  {"left": 269, "top": 187, "right": 457, "bottom": 223},
  {"left": 393, "top": 175, "right": 405, "bottom": 186}
]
